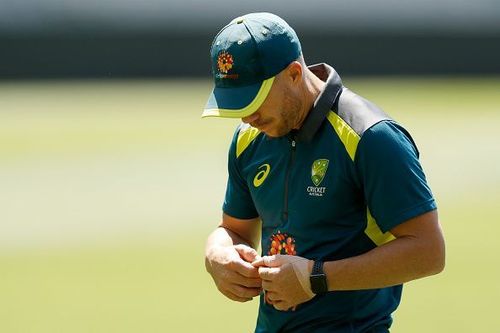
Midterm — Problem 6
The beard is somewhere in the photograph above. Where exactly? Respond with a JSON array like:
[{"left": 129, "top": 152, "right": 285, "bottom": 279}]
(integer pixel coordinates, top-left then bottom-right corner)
[{"left": 272, "top": 91, "right": 303, "bottom": 137}]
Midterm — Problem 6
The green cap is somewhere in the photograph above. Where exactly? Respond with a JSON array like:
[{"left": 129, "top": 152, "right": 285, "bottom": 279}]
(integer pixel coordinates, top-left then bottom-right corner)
[{"left": 202, "top": 12, "right": 302, "bottom": 118}]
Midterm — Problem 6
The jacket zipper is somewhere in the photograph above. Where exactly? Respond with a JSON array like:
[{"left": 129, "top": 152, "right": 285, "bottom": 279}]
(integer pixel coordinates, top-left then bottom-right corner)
[{"left": 282, "top": 137, "right": 297, "bottom": 221}]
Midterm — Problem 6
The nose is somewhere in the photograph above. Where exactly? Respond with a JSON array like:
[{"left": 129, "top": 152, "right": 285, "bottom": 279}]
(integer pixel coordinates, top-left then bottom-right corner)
[{"left": 242, "top": 112, "right": 259, "bottom": 124}]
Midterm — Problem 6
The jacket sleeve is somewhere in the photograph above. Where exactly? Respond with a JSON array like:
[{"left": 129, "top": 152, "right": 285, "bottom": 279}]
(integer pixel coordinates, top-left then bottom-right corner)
[
  {"left": 355, "top": 120, "right": 437, "bottom": 233},
  {"left": 222, "top": 126, "right": 259, "bottom": 220}
]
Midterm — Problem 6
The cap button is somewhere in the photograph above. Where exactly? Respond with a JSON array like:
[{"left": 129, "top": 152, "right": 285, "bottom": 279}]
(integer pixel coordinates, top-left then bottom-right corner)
[{"left": 236, "top": 17, "right": 244, "bottom": 24}]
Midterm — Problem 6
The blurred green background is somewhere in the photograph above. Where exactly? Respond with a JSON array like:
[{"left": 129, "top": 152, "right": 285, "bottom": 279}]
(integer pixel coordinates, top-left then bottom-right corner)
[{"left": 1, "top": 77, "right": 499, "bottom": 332}]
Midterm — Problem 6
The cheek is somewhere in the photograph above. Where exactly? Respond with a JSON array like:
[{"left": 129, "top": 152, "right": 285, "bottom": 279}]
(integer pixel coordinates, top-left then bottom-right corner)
[
  {"left": 280, "top": 98, "right": 300, "bottom": 122},
  {"left": 264, "top": 93, "right": 297, "bottom": 125},
  {"left": 261, "top": 109, "right": 280, "bottom": 124}
]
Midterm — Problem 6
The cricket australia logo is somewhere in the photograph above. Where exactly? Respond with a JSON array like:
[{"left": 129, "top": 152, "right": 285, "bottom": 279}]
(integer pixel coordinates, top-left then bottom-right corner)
[{"left": 307, "top": 159, "right": 329, "bottom": 197}]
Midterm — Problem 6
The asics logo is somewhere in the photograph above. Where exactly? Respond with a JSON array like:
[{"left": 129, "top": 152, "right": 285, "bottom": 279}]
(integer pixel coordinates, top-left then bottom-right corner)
[{"left": 253, "top": 164, "right": 271, "bottom": 187}]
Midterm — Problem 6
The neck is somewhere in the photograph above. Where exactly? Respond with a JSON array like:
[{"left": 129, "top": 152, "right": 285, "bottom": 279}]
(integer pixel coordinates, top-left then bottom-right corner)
[{"left": 294, "top": 70, "right": 326, "bottom": 129}]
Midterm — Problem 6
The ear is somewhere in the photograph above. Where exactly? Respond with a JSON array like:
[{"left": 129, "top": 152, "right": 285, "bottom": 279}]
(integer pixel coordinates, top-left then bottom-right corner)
[{"left": 285, "top": 61, "right": 303, "bottom": 85}]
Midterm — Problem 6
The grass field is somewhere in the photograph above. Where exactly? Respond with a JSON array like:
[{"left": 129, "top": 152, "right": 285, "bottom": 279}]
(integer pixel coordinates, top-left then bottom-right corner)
[{"left": 0, "top": 77, "right": 499, "bottom": 332}]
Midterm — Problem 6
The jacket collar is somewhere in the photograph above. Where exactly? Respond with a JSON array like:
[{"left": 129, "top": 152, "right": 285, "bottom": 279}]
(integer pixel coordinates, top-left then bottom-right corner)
[{"left": 295, "top": 63, "right": 343, "bottom": 143}]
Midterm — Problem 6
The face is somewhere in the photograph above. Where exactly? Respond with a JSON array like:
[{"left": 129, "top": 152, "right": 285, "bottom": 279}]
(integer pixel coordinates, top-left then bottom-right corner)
[{"left": 241, "top": 68, "right": 303, "bottom": 137}]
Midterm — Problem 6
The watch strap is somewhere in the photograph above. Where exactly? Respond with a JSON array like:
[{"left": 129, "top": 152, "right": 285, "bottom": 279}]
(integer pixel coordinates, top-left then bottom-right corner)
[{"left": 312, "top": 260, "right": 324, "bottom": 275}]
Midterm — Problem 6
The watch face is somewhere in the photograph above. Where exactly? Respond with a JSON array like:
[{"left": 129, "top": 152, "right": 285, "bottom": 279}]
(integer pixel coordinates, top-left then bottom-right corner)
[{"left": 310, "top": 274, "right": 328, "bottom": 294}]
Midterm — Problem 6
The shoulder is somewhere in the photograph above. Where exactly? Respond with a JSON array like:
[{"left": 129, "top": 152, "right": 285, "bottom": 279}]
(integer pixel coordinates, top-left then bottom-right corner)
[
  {"left": 337, "top": 88, "right": 390, "bottom": 136},
  {"left": 324, "top": 87, "right": 392, "bottom": 161},
  {"left": 358, "top": 121, "right": 419, "bottom": 160}
]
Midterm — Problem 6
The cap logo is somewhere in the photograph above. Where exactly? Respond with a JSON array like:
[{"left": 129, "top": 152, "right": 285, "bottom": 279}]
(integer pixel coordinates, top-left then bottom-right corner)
[
  {"left": 215, "top": 51, "right": 239, "bottom": 80},
  {"left": 217, "top": 51, "right": 234, "bottom": 74}
]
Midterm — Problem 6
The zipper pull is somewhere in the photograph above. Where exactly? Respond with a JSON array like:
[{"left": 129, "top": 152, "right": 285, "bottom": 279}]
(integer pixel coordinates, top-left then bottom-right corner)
[{"left": 291, "top": 140, "right": 296, "bottom": 150}]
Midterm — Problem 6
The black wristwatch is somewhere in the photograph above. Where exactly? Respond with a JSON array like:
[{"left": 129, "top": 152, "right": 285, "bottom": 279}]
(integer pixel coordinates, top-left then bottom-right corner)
[{"left": 309, "top": 260, "right": 328, "bottom": 295}]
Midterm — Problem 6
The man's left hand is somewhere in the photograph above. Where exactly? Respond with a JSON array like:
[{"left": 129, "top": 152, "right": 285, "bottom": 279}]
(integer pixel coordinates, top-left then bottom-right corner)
[{"left": 252, "top": 255, "right": 315, "bottom": 311}]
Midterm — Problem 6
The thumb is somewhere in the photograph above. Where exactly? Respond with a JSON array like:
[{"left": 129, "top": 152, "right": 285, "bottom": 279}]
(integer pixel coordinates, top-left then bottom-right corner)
[
  {"left": 253, "top": 255, "right": 285, "bottom": 268},
  {"left": 234, "top": 244, "right": 261, "bottom": 263}
]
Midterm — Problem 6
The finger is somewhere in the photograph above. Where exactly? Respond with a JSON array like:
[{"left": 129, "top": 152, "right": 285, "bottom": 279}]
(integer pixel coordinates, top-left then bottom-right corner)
[
  {"left": 230, "top": 284, "right": 262, "bottom": 299},
  {"left": 233, "top": 258, "right": 261, "bottom": 278},
  {"left": 223, "top": 269, "right": 262, "bottom": 288},
  {"left": 222, "top": 288, "right": 253, "bottom": 303},
  {"left": 234, "top": 244, "right": 261, "bottom": 263},
  {"left": 264, "top": 291, "right": 274, "bottom": 305},
  {"left": 253, "top": 255, "right": 278, "bottom": 267},
  {"left": 219, "top": 280, "right": 260, "bottom": 301},
  {"left": 273, "top": 301, "right": 291, "bottom": 311},
  {"left": 237, "top": 276, "right": 263, "bottom": 289},
  {"left": 257, "top": 255, "right": 285, "bottom": 268},
  {"left": 262, "top": 280, "right": 277, "bottom": 292},
  {"left": 251, "top": 256, "right": 265, "bottom": 267},
  {"left": 258, "top": 266, "right": 280, "bottom": 280},
  {"left": 265, "top": 291, "right": 282, "bottom": 303}
]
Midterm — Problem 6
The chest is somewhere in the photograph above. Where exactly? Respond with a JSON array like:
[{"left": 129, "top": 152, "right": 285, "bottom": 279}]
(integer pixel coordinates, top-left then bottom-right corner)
[{"left": 240, "top": 132, "right": 363, "bottom": 231}]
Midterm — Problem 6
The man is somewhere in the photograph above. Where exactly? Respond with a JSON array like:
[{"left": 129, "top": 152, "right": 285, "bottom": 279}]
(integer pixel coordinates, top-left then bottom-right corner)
[{"left": 203, "top": 12, "right": 445, "bottom": 333}]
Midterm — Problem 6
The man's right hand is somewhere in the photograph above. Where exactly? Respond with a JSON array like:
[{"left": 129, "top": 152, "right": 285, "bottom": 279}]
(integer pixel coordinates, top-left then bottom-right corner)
[{"left": 205, "top": 244, "right": 263, "bottom": 302}]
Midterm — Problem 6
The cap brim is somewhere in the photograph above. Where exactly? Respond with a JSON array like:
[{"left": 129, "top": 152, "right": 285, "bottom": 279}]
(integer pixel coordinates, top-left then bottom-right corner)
[{"left": 202, "top": 76, "right": 275, "bottom": 118}]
